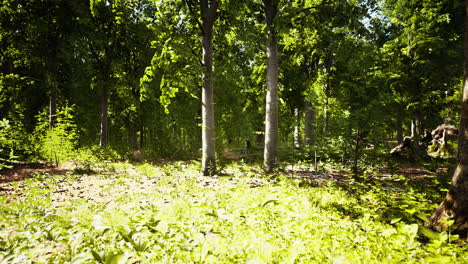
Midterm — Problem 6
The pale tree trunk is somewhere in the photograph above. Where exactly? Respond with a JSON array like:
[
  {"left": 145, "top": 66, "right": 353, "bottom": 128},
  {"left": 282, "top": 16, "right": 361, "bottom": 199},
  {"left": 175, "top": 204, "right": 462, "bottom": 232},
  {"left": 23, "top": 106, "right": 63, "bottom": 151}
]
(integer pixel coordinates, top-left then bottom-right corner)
[
  {"left": 99, "top": 86, "right": 109, "bottom": 147},
  {"left": 323, "top": 92, "right": 329, "bottom": 134},
  {"left": 304, "top": 101, "right": 315, "bottom": 146},
  {"left": 48, "top": 71, "right": 57, "bottom": 129},
  {"left": 293, "top": 108, "right": 300, "bottom": 148},
  {"left": 47, "top": 42, "right": 58, "bottom": 129},
  {"left": 428, "top": 0, "right": 468, "bottom": 237},
  {"left": 411, "top": 118, "right": 419, "bottom": 139},
  {"left": 263, "top": 0, "right": 279, "bottom": 172},
  {"left": 323, "top": 56, "right": 332, "bottom": 135},
  {"left": 200, "top": 0, "right": 218, "bottom": 176}
]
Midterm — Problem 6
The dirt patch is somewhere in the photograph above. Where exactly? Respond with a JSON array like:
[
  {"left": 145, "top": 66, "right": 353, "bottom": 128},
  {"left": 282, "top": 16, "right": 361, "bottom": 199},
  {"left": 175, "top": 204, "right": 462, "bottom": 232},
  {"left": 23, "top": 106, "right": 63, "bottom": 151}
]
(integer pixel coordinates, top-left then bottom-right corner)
[{"left": 0, "top": 162, "right": 71, "bottom": 184}]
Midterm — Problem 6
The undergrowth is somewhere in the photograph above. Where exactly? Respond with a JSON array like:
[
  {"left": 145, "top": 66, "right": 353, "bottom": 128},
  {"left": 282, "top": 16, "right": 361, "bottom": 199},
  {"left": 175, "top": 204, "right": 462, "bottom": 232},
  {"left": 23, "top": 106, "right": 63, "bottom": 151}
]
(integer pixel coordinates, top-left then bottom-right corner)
[{"left": 0, "top": 161, "right": 467, "bottom": 263}]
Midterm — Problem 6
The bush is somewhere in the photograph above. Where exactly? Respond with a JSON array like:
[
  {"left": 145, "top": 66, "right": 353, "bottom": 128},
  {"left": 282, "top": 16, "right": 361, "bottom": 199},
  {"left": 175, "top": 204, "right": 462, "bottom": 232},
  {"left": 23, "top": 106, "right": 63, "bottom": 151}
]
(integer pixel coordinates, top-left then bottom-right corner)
[
  {"left": 0, "top": 118, "right": 19, "bottom": 169},
  {"left": 34, "top": 106, "right": 78, "bottom": 166}
]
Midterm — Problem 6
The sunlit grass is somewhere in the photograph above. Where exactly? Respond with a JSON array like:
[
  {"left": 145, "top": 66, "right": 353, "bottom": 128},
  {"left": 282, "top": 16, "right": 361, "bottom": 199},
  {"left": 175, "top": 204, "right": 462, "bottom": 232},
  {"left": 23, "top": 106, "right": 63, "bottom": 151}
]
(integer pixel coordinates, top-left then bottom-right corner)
[{"left": 0, "top": 161, "right": 467, "bottom": 263}]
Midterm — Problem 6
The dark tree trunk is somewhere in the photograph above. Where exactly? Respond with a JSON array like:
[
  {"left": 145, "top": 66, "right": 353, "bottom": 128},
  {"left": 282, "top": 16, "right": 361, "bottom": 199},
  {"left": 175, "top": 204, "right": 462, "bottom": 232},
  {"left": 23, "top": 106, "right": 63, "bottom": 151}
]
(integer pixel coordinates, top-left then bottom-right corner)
[
  {"left": 397, "top": 116, "right": 403, "bottom": 144},
  {"left": 99, "top": 86, "right": 109, "bottom": 147},
  {"left": 263, "top": 0, "right": 279, "bottom": 172},
  {"left": 428, "top": 0, "right": 468, "bottom": 236},
  {"left": 140, "top": 124, "right": 144, "bottom": 149},
  {"left": 304, "top": 101, "right": 315, "bottom": 145},
  {"left": 131, "top": 127, "right": 138, "bottom": 151},
  {"left": 200, "top": 0, "right": 218, "bottom": 176}
]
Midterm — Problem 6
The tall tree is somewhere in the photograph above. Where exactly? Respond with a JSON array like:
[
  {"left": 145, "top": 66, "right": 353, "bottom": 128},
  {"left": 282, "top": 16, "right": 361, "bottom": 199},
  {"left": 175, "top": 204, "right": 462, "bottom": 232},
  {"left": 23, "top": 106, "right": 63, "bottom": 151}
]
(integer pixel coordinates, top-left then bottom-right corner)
[
  {"left": 263, "top": 0, "right": 279, "bottom": 172},
  {"left": 185, "top": 0, "right": 219, "bottom": 175},
  {"left": 200, "top": 0, "right": 218, "bottom": 175},
  {"left": 428, "top": 0, "right": 468, "bottom": 236}
]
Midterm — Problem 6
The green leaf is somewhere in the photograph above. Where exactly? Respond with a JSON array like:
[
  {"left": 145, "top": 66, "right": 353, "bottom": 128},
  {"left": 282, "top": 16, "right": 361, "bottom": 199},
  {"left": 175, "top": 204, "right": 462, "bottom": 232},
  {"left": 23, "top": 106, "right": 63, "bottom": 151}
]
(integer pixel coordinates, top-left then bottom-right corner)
[
  {"left": 91, "top": 250, "right": 104, "bottom": 263},
  {"left": 261, "top": 199, "right": 278, "bottom": 207},
  {"left": 419, "top": 226, "right": 444, "bottom": 241},
  {"left": 105, "top": 254, "right": 127, "bottom": 264}
]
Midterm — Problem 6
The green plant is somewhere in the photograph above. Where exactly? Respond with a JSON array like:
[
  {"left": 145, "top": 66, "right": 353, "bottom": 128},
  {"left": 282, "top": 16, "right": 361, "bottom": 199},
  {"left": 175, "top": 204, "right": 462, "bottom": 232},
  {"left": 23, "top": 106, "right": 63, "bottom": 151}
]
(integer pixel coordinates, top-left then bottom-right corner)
[
  {"left": 0, "top": 118, "right": 20, "bottom": 169},
  {"left": 33, "top": 106, "right": 78, "bottom": 166}
]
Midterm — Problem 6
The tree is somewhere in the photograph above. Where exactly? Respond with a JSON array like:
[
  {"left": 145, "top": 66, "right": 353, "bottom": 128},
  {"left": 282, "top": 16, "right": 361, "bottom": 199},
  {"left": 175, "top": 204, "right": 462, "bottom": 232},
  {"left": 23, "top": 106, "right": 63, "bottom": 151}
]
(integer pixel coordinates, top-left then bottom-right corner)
[
  {"left": 200, "top": 0, "right": 219, "bottom": 175},
  {"left": 263, "top": 0, "right": 279, "bottom": 172},
  {"left": 184, "top": 0, "right": 219, "bottom": 175},
  {"left": 428, "top": 0, "right": 468, "bottom": 236}
]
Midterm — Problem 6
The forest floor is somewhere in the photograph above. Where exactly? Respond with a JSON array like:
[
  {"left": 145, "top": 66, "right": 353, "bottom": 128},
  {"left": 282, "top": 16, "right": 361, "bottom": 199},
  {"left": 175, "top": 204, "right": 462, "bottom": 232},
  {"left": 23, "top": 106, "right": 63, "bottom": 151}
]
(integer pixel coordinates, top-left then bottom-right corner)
[{"left": 0, "top": 159, "right": 467, "bottom": 263}]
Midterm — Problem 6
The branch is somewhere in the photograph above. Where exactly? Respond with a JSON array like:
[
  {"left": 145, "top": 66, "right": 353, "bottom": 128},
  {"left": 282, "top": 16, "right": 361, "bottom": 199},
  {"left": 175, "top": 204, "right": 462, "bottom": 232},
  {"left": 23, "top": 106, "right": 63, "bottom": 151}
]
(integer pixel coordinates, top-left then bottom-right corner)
[{"left": 184, "top": 0, "right": 203, "bottom": 33}]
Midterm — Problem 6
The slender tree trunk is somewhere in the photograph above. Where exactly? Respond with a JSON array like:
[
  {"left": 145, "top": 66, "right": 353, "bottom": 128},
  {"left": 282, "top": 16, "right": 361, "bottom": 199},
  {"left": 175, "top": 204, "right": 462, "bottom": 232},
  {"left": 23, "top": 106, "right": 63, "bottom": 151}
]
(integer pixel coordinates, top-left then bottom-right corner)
[
  {"left": 304, "top": 101, "right": 315, "bottom": 146},
  {"left": 47, "top": 45, "right": 58, "bottom": 129},
  {"left": 99, "top": 86, "right": 109, "bottom": 147},
  {"left": 140, "top": 124, "right": 144, "bottom": 149},
  {"left": 427, "top": 0, "right": 468, "bottom": 236},
  {"left": 49, "top": 78, "right": 57, "bottom": 129},
  {"left": 411, "top": 118, "right": 419, "bottom": 139},
  {"left": 323, "top": 82, "right": 329, "bottom": 134},
  {"left": 293, "top": 108, "right": 300, "bottom": 148},
  {"left": 131, "top": 127, "right": 138, "bottom": 150},
  {"left": 323, "top": 56, "right": 332, "bottom": 135},
  {"left": 263, "top": 0, "right": 279, "bottom": 172},
  {"left": 397, "top": 116, "right": 403, "bottom": 144},
  {"left": 200, "top": 0, "right": 218, "bottom": 176}
]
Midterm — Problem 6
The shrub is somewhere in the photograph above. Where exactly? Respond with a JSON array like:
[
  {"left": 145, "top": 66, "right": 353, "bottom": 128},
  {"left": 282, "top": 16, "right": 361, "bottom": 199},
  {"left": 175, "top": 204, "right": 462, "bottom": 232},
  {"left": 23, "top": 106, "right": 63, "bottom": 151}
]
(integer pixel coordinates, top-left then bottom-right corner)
[
  {"left": 0, "top": 118, "right": 19, "bottom": 169},
  {"left": 34, "top": 106, "right": 78, "bottom": 166}
]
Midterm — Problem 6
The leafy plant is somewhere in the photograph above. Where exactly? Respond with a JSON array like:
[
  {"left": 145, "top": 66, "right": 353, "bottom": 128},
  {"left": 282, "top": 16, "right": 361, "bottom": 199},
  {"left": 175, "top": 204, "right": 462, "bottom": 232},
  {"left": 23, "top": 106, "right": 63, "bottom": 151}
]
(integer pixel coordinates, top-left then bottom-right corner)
[{"left": 33, "top": 106, "right": 78, "bottom": 166}]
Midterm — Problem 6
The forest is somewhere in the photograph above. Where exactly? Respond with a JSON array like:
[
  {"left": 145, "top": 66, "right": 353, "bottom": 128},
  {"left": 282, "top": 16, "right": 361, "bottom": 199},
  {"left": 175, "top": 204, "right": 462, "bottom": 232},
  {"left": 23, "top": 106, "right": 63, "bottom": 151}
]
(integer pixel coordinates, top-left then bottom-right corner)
[{"left": 1, "top": 0, "right": 468, "bottom": 262}]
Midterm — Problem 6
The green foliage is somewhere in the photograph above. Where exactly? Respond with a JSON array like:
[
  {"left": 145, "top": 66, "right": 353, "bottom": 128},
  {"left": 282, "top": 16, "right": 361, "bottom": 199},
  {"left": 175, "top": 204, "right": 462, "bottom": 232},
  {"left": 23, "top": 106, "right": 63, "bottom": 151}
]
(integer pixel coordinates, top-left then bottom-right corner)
[
  {"left": 33, "top": 106, "right": 78, "bottom": 166},
  {"left": 0, "top": 118, "right": 19, "bottom": 169},
  {"left": 1, "top": 162, "right": 467, "bottom": 263}
]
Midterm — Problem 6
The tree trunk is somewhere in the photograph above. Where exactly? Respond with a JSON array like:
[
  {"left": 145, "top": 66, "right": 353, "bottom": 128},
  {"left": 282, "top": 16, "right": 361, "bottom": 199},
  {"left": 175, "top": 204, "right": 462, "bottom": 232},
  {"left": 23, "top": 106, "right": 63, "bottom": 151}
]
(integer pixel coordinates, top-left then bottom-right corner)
[
  {"left": 263, "top": 0, "right": 279, "bottom": 172},
  {"left": 99, "top": 86, "right": 109, "bottom": 147},
  {"left": 427, "top": 0, "right": 468, "bottom": 237},
  {"left": 47, "top": 44, "right": 58, "bottom": 129},
  {"left": 49, "top": 77, "right": 57, "bottom": 129},
  {"left": 411, "top": 118, "right": 419, "bottom": 139},
  {"left": 323, "top": 56, "right": 332, "bottom": 135},
  {"left": 131, "top": 126, "right": 138, "bottom": 151},
  {"left": 200, "top": 0, "right": 218, "bottom": 176},
  {"left": 397, "top": 116, "right": 403, "bottom": 144},
  {"left": 304, "top": 101, "right": 315, "bottom": 146},
  {"left": 323, "top": 87, "right": 329, "bottom": 134},
  {"left": 140, "top": 124, "right": 144, "bottom": 149},
  {"left": 293, "top": 108, "right": 300, "bottom": 148}
]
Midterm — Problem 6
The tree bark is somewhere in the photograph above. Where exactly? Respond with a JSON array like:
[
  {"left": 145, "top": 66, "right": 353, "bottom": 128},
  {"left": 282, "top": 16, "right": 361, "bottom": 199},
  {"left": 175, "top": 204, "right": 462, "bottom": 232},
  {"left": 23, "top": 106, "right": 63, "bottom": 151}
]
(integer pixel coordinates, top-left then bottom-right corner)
[
  {"left": 99, "top": 86, "right": 109, "bottom": 147},
  {"left": 428, "top": 0, "right": 468, "bottom": 236},
  {"left": 397, "top": 116, "right": 403, "bottom": 144},
  {"left": 48, "top": 72, "right": 57, "bottom": 129},
  {"left": 131, "top": 127, "right": 138, "bottom": 151},
  {"left": 304, "top": 101, "right": 315, "bottom": 146},
  {"left": 47, "top": 41, "right": 58, "bottom": 129},
  {"left": 323, "top": 56, "right": 332, "bottom": 135},
  {"left": 411, "top": 117, "right": 419, "bottom": 139},
  {"left": 200, "top": 0, "right": 218, "bottom": 176},
  {"left": 323, "top": 86, "right": 329, "bottom": 134},
  {"left": 293, "top": 108, "right": 301, "bottom": 148},
  {"left": 263, "top": 0, "right": 279, "bottom": 172},
  {"left": 140, "top": 124, "right": 144, "bottom": 149}
]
